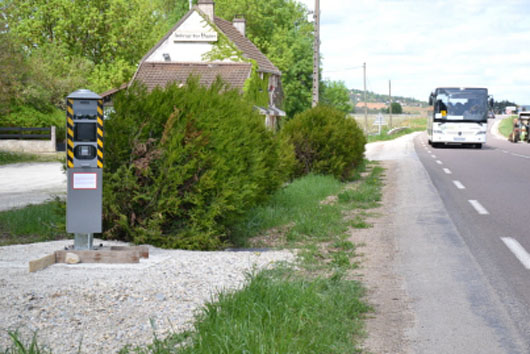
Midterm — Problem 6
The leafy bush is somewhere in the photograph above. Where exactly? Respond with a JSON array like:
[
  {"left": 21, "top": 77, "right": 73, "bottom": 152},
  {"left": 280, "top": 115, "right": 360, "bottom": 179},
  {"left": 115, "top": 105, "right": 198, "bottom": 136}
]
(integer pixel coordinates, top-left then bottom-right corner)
[
  {"left": 281, "top": 105, "right": 366, "bottom": 180},
  {"left": 102, "top": 78, "right": 294, "bottom": 250}
]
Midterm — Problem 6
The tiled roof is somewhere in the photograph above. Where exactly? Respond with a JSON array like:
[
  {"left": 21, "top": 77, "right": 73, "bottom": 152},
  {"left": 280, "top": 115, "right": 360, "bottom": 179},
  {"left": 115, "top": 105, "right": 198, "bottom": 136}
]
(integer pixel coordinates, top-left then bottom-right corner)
[
  {"left": 134, "top": 62, "right": 252, "bottom": 91},
  {"left": 355, "top": 102, "right": 388, "bottom": 110},
  {"left": 214, "top": 16, "right": 280, "bottom": 75}
]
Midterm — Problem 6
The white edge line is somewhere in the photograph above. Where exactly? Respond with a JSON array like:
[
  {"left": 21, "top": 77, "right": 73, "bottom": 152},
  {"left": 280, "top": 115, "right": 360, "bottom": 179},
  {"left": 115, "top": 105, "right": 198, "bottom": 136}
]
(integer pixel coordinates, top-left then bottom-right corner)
[
  {"left": 453, "top": 180, "right": 465, "bottom": 189},
  {"left": 512, "top": 153, "right": 530, "bottom": 159},
  {"left": 501, "top": 237, "right": 530, "bottom": 270},
  {"left": 443, "top": 168, "right": 452, "bottom": 174},
  {"left": 469, "top": 200, "right": 489, "bottom": 215},
  {"left": 436, "top": 160, "right": 443, "bottom": 165}
]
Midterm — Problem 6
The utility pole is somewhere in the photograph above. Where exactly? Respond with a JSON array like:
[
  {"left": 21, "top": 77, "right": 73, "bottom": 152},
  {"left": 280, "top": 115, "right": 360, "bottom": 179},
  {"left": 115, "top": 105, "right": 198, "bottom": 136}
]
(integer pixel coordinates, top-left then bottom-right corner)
[
  {"left": 389, "top": 80, "right": 392, "bottom": 129},
  {"left": 363, "top": 62, "right": 368, "bottom": 132},
  {"left": 312, "top": 0, "right": 320, "bottom": 107},
  {"left": 189, "top": 0, "right": 193, "bottom": 10}
]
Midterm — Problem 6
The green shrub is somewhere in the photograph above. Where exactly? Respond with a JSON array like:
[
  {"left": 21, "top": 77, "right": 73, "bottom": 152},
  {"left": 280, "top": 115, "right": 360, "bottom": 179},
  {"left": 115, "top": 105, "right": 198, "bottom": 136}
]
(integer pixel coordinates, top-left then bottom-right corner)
[
  {"left": 102, "top": 78, "right": 294, "bottom": 250},
  {"left": 281, "top": 105, "right": 366, "bottom": 180}
]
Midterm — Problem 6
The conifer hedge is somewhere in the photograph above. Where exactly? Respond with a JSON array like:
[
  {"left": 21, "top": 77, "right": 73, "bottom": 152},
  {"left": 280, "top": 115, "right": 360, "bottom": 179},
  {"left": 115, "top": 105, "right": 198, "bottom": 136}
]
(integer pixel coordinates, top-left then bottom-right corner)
[
  {"left": 281, "top": 105, "right": 366, "bottom": 180},
  {"left": 102, "top": 79, "right": 294, "bottom": 250}
]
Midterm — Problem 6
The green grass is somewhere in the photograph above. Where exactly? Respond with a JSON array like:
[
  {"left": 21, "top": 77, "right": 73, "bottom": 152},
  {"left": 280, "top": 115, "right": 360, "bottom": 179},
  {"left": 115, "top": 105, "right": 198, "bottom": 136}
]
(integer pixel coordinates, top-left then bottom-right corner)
[
  {"left": 498, "top": 116, "right": 517, "bottom": 137},
  {"left": 338, "top": 166, "right": 384, "bottom": 206},
  {"left": 230, "top": 174, "right": 345, "bottom": 245},
  {"left": 0, "top": 151, "right": 61, "bottom": 166},
  {"left": 0, "top": 200, "right": 66, "bottom": 246},
  {"left": 122, "top": 270, "right": 369, "bottom": 354}
]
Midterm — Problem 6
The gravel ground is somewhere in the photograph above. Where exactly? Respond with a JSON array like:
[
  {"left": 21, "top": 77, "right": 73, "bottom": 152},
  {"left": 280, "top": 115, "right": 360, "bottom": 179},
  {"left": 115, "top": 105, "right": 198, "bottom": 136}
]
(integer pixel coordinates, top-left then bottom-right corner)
[{"left": 0, "top": 239, "right": 295, "bottom": 353}]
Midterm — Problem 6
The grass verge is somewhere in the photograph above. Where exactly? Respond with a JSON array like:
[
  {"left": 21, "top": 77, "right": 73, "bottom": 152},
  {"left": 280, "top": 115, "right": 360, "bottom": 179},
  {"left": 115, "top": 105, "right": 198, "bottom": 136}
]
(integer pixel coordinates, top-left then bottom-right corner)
[
  {"left": 498, "top": 116, "right": 516, "bottom": 137},
  {"left": 366, "top": 117, "right": 427, "bottom": 143},
  {"left": 143, "top": 270, "right": 369, "bottom": 354},
  {"left": 0, "top": 199, "right": 66, "bottom": 246},
  {"left": 230, "top": 174, "right": 345, "bottom": 246},
  {"left": 0, "top": 151, "right": 61, "bottom": 166}
]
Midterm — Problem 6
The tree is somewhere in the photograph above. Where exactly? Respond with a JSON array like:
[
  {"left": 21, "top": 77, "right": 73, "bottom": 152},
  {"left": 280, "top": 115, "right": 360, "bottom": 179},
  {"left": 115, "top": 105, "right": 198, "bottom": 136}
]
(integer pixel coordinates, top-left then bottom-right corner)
[
  {"left": 386, "top": 102, "right": 402, "bottom": 114},
  {"left": 493, "top": 100, "right": 517, "bottom": 114},
  {"left": 3, "top": 0, "right": 181, "bottom": 96},
  {"left": 214, "top": 0, "right": 314, "bottom": 117},
  {"left": 0, "top": 31, "right": 27, "bottom": 114},
  {"left": 4, "top": 0, "right": 165, "bottom": 65},
  {"left": 320, "top": 80, "right": 354, "bottom": 113},
  {"left": 155, "top": 0, "right": 197, "bottom": 28}
]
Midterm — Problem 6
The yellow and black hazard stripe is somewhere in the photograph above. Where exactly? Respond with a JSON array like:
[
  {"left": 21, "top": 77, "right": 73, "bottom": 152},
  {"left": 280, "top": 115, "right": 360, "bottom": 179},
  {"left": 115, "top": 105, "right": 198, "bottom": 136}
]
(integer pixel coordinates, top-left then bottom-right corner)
[
  {"left": 96, "top": 99, "right": 104, "bottom": 168},
  {"left": 66, "top": 99, "right": 74, "bottom": 168}
]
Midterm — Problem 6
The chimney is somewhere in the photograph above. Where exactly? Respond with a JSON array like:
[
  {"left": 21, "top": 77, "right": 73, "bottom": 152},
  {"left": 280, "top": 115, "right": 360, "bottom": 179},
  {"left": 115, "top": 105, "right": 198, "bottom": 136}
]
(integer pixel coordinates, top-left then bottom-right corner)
[
  {"left": 198, "top": 0, "right": 215, "bottom": 22},
  {"left": 233, "top": 16, "right": 246, "bottom": 36}
]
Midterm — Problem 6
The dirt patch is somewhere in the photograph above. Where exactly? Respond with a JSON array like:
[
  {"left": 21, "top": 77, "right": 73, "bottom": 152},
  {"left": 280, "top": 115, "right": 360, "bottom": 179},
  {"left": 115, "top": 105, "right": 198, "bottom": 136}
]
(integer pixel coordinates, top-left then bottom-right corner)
[
  {"left": 248, "top": 223, "right": 294, "bottom": 248},
  {"left": 347, "top": 161, "right": 414, "bottom": 354}
]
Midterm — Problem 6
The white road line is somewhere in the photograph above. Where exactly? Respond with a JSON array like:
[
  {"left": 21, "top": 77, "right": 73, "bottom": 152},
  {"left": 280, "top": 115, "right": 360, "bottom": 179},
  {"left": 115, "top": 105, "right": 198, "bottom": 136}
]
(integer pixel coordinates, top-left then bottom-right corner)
[
  {"left": 443, "top": 168, "right": 452, "bottom": 174},
  {"left": 431, "top": 155, "right": 436, "bottom": 158},
  {"left": 453, "top": 180, "right": 466, "bottom": 189},
  {"left": 501, "top": 237, "right": 530, "bottom": 270},
  {"left": 436, "top": 160, "right": 443, "bottom": 165},
  {"left": 469, "top": 200, "right": 489, "bottom": 215},
  {"left": 502, "top": 150, "right": 509, "bottom": 154},
  {"left": 511, "top": 153, "right": 530, "bottom": 159},
  {"left": 427, "top": 150, "right": 432, "bottom": 154}
]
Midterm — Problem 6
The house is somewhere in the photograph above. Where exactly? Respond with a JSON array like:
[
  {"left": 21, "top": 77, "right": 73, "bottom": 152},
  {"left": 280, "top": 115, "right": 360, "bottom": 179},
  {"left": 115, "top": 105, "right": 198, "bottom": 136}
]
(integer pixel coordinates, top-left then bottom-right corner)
[{"left": 102, "top": 0, "right": 285, "bottom": 129}]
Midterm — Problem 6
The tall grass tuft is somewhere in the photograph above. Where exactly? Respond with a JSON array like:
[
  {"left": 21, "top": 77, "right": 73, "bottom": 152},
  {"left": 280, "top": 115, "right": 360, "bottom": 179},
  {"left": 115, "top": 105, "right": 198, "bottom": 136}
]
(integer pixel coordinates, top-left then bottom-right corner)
[
  {"left": 338, "top": 166, "right": 384, "bottom": 206},
  {"left": 2, "top": 331, "right": 51, "bottom": 354},
  {"left": 230, "top": 174, "right": 344, "bottom": 245},
  {"left": 174, "top": 271, "right": 369, "bottom": 354}
]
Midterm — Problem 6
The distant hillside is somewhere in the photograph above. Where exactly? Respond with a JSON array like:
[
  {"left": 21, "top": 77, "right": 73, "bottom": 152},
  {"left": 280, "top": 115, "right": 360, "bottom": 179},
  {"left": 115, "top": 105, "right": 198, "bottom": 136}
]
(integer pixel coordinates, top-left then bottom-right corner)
[{"left": 349, "top": 89, "right": 428, "bottom": 107}]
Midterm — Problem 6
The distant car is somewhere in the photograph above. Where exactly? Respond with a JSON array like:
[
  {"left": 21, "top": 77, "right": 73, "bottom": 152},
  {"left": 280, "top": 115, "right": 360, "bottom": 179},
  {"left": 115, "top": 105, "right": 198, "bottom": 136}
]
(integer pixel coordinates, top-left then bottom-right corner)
[{"left": 488, "top": 111, "right": 495, "bottom": 119}]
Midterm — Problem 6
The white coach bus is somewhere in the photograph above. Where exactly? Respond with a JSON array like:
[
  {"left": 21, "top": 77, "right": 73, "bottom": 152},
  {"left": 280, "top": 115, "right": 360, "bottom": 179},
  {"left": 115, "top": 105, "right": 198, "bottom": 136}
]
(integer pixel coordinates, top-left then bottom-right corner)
[{"left": 428, "top": 87, "right": 493, "bottom": 149}]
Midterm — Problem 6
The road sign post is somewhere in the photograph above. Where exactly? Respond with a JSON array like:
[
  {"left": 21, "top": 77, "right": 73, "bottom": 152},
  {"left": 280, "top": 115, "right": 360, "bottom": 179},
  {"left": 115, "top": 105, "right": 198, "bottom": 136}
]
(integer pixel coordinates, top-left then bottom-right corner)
[{"left": 373, "top": 113, "right": 387, "bottom": 135}]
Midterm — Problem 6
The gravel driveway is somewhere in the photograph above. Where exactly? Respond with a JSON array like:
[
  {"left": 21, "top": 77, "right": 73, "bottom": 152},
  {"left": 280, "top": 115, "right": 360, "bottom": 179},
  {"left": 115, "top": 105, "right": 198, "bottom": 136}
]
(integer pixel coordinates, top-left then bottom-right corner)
[
  {"left": 0, "top": 162, "right": 66, "bottom": 211},
  {"left": 0, "top": 240, "right": 295, "bottom": 353}
]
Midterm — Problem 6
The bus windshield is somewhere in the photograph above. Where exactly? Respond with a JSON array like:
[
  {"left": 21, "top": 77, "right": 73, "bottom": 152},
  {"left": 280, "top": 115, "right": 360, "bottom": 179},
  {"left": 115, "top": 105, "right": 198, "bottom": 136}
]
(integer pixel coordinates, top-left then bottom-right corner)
[{"left": 434, "top": 88, "right": 488, "bottom": 122}]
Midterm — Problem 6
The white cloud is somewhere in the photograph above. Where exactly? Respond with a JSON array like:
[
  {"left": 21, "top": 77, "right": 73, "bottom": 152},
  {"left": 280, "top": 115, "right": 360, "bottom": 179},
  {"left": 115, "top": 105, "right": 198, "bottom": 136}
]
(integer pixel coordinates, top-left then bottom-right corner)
[{"left": 297, "top": 0, "right": 530, "bottom": 103}]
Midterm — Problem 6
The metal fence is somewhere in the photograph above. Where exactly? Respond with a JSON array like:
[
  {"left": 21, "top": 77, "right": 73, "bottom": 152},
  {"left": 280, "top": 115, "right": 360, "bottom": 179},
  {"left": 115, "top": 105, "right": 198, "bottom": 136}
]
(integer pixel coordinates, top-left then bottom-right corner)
[{"left": 0, "top": 127, "right": 52, "bottom": 140}]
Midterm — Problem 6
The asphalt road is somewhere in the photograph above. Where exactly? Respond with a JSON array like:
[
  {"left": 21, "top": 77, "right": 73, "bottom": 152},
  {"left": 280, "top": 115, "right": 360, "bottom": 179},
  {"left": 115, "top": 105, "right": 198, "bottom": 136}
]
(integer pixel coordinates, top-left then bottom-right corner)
[{"left": 415, "top": 117, "right": 530, "bottom": 352}]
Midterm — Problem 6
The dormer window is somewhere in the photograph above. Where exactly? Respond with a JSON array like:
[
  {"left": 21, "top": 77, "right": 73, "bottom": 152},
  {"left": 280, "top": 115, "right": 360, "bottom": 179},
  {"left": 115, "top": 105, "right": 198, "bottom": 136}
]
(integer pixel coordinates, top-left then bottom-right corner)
[{"left": 163, "top": 53, "right": 171, "bottom": 62}]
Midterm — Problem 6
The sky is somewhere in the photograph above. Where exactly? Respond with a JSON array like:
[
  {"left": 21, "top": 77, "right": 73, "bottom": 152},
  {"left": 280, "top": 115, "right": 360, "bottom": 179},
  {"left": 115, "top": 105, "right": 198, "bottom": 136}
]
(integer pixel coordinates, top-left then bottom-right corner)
[{"left": 297, "top": 0, "right": 530, "bottom": 104}]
